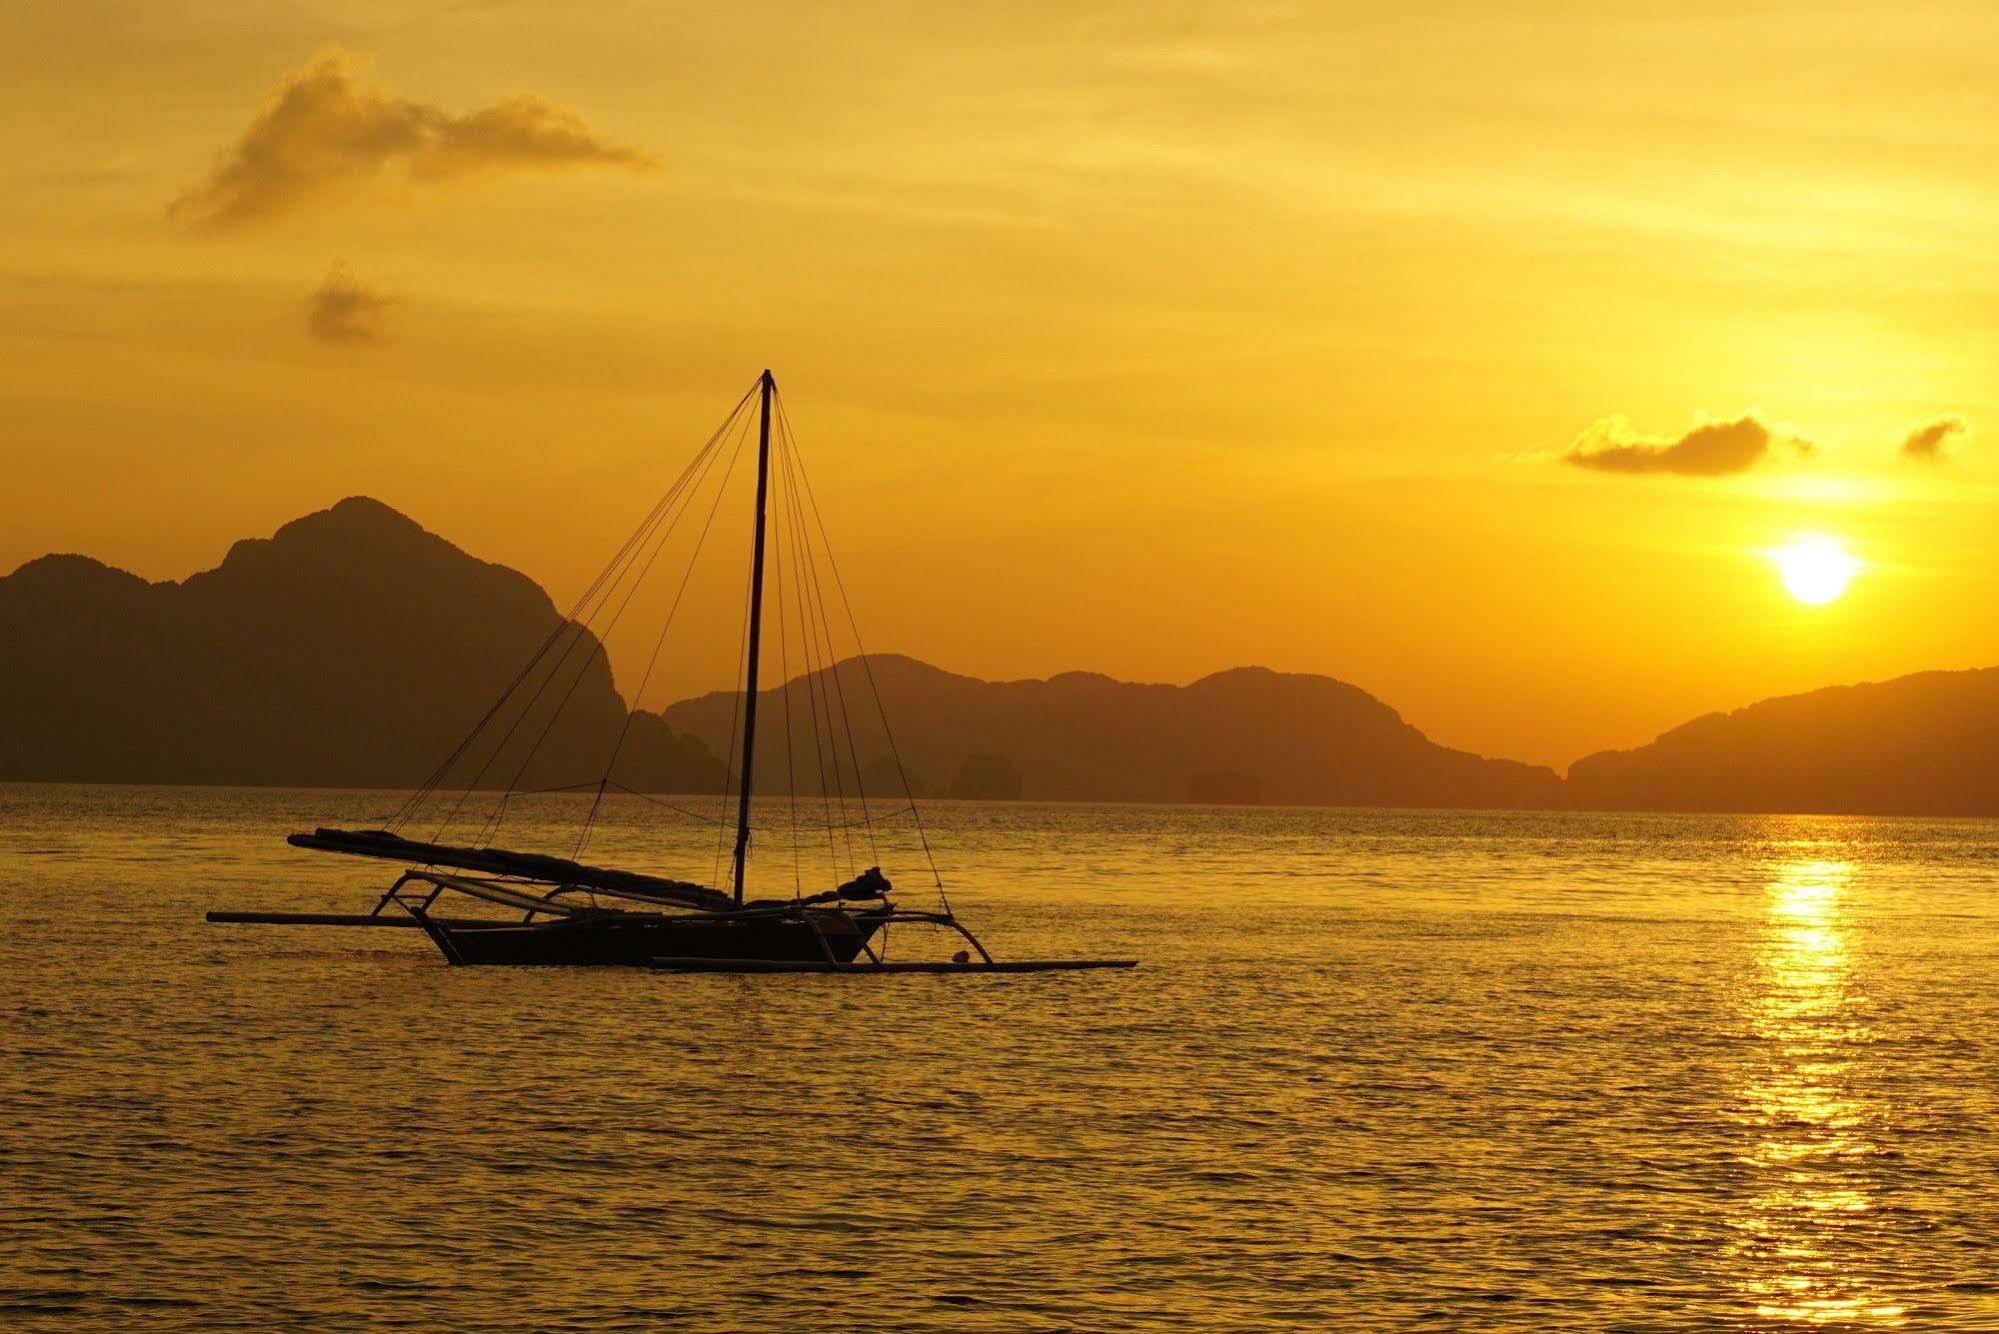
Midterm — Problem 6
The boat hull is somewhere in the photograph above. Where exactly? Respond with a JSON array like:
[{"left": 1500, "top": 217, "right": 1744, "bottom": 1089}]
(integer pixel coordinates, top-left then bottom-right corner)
[{"left": 416, "top": 908, "right": 887, "bottom": 967}]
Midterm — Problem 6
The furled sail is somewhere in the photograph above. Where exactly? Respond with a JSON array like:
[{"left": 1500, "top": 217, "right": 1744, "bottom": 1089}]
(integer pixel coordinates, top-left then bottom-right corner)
[{"left": 288, "top": 827, "right": 736, "bottom": 911}]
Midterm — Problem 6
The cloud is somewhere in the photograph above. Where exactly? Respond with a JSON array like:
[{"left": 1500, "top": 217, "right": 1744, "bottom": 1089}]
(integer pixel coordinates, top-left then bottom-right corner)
[
  {"left": 1899, "top": 415, "right": 1967, "bottom": 462},
  {"left": 307, "top": 266, "right": 392, "bottom": 344},
  {"left": 1563, "top": 413, "right": 1811, "bottom": 477},
  {"left": 172, "top": 50, "right": 656, "bottom": 228}
]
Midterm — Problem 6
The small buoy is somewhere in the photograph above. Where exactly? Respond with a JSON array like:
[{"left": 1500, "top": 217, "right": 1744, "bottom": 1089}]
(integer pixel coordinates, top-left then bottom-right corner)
[{"left": 951, "top": 949, "right": 971, "bottom": 964}]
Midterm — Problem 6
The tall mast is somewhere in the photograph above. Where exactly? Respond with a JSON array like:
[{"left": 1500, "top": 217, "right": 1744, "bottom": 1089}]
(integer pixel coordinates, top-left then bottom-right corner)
[{"left": 731, "top": 369, "right": 775, "bottom": 906}]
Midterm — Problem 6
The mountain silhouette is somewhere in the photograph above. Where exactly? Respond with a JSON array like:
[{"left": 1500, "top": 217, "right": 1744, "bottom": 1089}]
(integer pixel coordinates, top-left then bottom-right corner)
[
  {"left": 1566, "top": 668, "right": 1999, "bottom": 815},
  {"left": 0, "top": 497, "right": 722, "bottom": 790},
  {"left": 10, "top": 498, "right": 1999, "bottom": 817},
  {"left": 660, "top": 655, "right": 1562, "bottom": 808}
]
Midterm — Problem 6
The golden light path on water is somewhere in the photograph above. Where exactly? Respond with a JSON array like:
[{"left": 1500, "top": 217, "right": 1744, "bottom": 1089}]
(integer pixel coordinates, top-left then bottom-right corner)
[{"left": 1734, "top": 859, "right": 1902, "bottom": 1327}]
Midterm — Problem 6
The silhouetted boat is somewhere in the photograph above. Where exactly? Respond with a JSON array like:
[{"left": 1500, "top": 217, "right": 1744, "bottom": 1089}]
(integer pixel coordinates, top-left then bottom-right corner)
[
  {"left": 209, "top": 372, "right": 1133, "bottom": 975},
  {"left": 283, "top": 826, "right": 899, "bottom": 966}
]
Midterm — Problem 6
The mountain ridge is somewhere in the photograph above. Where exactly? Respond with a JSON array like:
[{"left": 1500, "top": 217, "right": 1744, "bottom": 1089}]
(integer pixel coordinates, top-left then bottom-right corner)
[
  {"left": 5, "top": 496, "right": 1997, "bottom": 816},
  {"left": 663, "top": 652, "right": 1556, "bottom": 808},
  {"left": 0, "top": 495, "right": 721, "bottom": 792},
  {"left": 1566, "top": 666, "right": 1999, "bottom": 815}
]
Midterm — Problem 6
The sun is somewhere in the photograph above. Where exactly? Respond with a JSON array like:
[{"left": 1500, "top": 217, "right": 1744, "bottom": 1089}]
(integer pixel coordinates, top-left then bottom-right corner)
[{"left": 1772, "top": 536, "right": 1859, "bottom": 605}]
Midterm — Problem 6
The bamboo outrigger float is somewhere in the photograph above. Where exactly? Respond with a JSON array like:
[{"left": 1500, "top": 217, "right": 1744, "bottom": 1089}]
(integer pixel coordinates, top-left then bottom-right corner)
[{"left": 208, "top": 372, "right": 1135, "bottom": 976}]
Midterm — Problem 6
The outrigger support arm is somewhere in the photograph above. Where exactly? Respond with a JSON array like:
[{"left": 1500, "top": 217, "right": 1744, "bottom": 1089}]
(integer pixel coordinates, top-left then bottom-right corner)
[{"left": 819, "top": 907, "right": 995, "bottom": 966}]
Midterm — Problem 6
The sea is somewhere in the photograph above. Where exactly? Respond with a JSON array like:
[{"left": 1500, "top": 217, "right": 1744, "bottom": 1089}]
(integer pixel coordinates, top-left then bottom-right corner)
[{"left": 4, "top": 783, "right": 1999, "bottom": 1331}]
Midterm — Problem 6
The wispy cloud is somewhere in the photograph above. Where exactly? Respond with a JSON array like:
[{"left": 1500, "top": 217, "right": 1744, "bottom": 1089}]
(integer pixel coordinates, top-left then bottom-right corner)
[
  {"left": 1899, "top": 415, "right": 1967, "bottom": 463},
  {"left": 306, "top": 266, "right": 392, "bottom": 345},
  {"left": 172, "top": 49, "right": 656, "bottom": 228},
  {"left": 1563, "top": 413, "right": 1812, "bottom": 478}
]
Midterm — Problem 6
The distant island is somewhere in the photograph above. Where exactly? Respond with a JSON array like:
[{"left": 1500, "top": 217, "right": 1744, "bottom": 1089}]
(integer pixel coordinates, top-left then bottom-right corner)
[
  {"left": 1567, "top": 669, "right": 1999, "bottom": 816},
  {"left": 4, "top": 497, "right": 1996, "bottom": 817},
  {"left": 662, "top": 656, "right": 1558, "bottom": 808},
  {"left": 0, "top": 498, "right": 720, "bottom": 793}
]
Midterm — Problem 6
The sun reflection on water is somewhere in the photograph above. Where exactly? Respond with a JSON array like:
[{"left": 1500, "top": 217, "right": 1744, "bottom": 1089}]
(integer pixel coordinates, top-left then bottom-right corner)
[{"left": 1733, "top": 858, "right": 1902, "bottom": 1326}]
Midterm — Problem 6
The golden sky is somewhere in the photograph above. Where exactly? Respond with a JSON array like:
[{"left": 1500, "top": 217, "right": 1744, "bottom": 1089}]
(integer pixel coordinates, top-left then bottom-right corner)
[{"left": 3, "top": 1, "right": 1995, "bottom": 767}]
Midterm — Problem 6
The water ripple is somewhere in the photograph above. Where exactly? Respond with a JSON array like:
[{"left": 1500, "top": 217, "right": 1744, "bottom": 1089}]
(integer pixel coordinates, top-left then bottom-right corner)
[{"left": 4, "top": 787, "right": 1999, "bottom": 1329}]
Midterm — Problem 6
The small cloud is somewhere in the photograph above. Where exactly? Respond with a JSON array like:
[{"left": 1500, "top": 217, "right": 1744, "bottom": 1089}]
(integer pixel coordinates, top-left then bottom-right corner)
[
  {"left": 413, "top": 96, "right": 653, "bottom": 179},
  {"left": 172, "top": 49, "right": 656, "bottom": 228},
  {"left": 1899, "top": 415, "right": 1967, "bottom": 463},
  {"left": 307, "top": 266, "right": 392, "bottom": 345},
  {"left": 1564, "top": 412, "right": 1810, "bottom": 478}
]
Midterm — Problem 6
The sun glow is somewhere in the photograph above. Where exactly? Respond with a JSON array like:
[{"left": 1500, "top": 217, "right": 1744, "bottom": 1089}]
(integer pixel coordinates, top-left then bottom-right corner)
[{"left": 1772, "top": 537, "right": 1859, "bottom": 606}]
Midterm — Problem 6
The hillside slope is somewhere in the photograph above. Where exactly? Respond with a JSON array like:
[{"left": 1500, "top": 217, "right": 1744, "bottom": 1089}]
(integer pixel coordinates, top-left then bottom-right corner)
[
  {"left": 0, "top": 497, "right": 721, "bottom": 791},
  {"left": 1567, "top": 668, "right": 1999, "bottom": 815},
  {"left": 662, "top": 654, "right": 1563, "bottom": 808}
]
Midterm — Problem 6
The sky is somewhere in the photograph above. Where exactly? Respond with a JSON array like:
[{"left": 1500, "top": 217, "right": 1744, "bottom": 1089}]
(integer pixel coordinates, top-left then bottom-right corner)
[{"left": 2, "top": 0, "right": 1996, "bottom": 768}]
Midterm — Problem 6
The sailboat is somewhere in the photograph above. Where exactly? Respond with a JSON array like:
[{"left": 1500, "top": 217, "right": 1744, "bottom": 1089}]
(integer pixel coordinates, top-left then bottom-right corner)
[{"left": 209, "top": 372, "right": 1133, "bottom": 974}]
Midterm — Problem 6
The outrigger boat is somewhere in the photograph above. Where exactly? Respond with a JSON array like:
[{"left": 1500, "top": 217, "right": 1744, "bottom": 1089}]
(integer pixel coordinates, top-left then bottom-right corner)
[{"left": 208, "top": 372, "right": 1134, "bottom": 975}]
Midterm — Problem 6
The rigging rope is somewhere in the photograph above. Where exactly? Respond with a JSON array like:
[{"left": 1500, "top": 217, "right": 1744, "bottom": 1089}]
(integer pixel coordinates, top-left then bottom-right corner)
[
  {"left": 774, "top": 433, "right": 843, "bottom": 884},
  {"left": 465, "top": 400, "right": 755, "bottom": 848},
  {"left": 775, "top": 383, "right": 950, "bottom": 910},
  {"left": 776, "top": 405, "right": 878, "bottom": 867},
  {"left": 386, "top": 383, "right": 756, "bottom": 836},
  {"left": 773, "top": 505, "right": 803, "bottom": 900},
  {"left": 710, "top": 510, "right": 758, "bottom": 891},
  {"left": 574, "top": 399, "right": 767, "bottom": 861},
  {"left": 775, "top": 431, "right": 853, "bottom": 877},
  {"left": 370, "top": 371, "right": 948, "bottom": 917},
  {"left": 604, "top": 781, "right": 724, "bottom": 825}
]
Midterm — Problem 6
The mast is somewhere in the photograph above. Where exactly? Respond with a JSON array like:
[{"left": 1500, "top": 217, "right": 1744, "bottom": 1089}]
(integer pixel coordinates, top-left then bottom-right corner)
[{"left": 731, "top": 369, "right": 775, "bottom": 906}]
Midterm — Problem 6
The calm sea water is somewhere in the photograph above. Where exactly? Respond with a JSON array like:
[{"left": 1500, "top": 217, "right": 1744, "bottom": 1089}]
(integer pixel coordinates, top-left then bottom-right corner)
[{"left": 4, "top": 784, "right": 1999, "bottom": 1330}]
